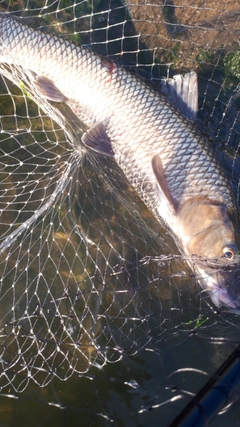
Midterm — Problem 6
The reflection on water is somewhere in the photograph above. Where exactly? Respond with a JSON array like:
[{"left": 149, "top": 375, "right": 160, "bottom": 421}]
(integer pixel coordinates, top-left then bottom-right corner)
[{"left": 0, "top": 1, "right": 239, "bottom": 425}]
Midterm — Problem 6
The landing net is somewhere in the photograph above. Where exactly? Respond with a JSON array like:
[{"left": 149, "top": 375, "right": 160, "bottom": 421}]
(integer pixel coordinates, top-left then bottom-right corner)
[{"left": 0, "top": 1, "right": 239, "bottom": 425}]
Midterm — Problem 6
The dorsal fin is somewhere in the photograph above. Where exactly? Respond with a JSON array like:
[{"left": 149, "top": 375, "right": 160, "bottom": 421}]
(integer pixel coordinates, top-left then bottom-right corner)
[{"left": 160, "top": 71, "right": 198, "bottom": 121}]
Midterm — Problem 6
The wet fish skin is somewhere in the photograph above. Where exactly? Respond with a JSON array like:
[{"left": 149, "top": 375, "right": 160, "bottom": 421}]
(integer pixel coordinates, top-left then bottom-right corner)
[{"left": 0, "top": 13, "right": 238, "bottom": 309}]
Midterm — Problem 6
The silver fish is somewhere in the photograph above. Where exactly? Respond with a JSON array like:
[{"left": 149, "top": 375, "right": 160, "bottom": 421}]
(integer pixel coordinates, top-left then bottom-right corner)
[{"left": 0, "top": 13, "right": 239, "bottom": 309}]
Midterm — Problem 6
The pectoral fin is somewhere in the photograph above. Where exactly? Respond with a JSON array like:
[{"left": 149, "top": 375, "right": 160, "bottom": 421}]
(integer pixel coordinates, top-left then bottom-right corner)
[
  {"left": 152, "top": 154, "right": 177, "bottom": 215},
  {"left": 82, "top": 123, "right": 114, "bottom": 157},
  {"left": 34, "top": 76, "right": 67, "bottom": 102}
]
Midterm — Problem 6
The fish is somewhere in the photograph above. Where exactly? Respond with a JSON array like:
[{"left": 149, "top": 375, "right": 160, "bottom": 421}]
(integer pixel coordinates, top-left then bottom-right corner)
[{"left": 0, "top": 13, "right": 239, "bottom": 309}]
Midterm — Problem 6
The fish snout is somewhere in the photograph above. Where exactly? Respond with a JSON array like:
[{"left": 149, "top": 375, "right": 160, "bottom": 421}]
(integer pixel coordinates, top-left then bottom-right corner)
[{"left": 198, "top": 264, "right": 240, "bottom": 309}]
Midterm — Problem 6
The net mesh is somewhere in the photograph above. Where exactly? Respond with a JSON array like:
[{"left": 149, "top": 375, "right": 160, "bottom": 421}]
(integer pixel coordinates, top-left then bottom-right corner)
[{"left": 0, "top": 0, "right": 240, "bottom": 425}]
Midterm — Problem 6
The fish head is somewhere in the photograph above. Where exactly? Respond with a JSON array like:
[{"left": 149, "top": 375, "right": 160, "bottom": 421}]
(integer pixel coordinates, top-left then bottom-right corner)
[{"left": 177, "top": 198, "right": 240, "bottom": 309}]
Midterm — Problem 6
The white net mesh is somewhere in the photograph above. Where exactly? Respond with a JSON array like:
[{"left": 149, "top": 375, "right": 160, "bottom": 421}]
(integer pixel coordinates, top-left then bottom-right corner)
[{"left": 0, "top": 0, "right": 239, "bottom": 425}]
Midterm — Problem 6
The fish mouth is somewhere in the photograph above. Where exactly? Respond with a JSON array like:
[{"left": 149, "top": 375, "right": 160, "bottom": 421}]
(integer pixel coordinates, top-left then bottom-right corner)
[
  {"left": 196, "top": 265, "right": 240, "bottom": 309},
  {"left": 208, "top": 282, "right": 238, "bottom": 309}
]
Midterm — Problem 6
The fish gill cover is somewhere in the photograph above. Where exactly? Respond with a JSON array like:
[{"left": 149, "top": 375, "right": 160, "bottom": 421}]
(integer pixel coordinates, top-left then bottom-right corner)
[{"left": 0, "top": 1, "right": 239, "bottom": 426}]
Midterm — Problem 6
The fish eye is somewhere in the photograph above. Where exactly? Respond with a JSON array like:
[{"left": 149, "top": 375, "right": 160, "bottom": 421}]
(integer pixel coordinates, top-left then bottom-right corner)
[{"left": 223, "top": 246, "right": 236, "bottom": 259}]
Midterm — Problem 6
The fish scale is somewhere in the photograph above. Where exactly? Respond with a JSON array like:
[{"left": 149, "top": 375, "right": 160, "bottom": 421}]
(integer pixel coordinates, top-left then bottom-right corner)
[
  {"left": 0, "top": 13, "right": 239, "bottom": 309},
  {"left": 0, "top": 13, "right": 235, "bottom": 211}
]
